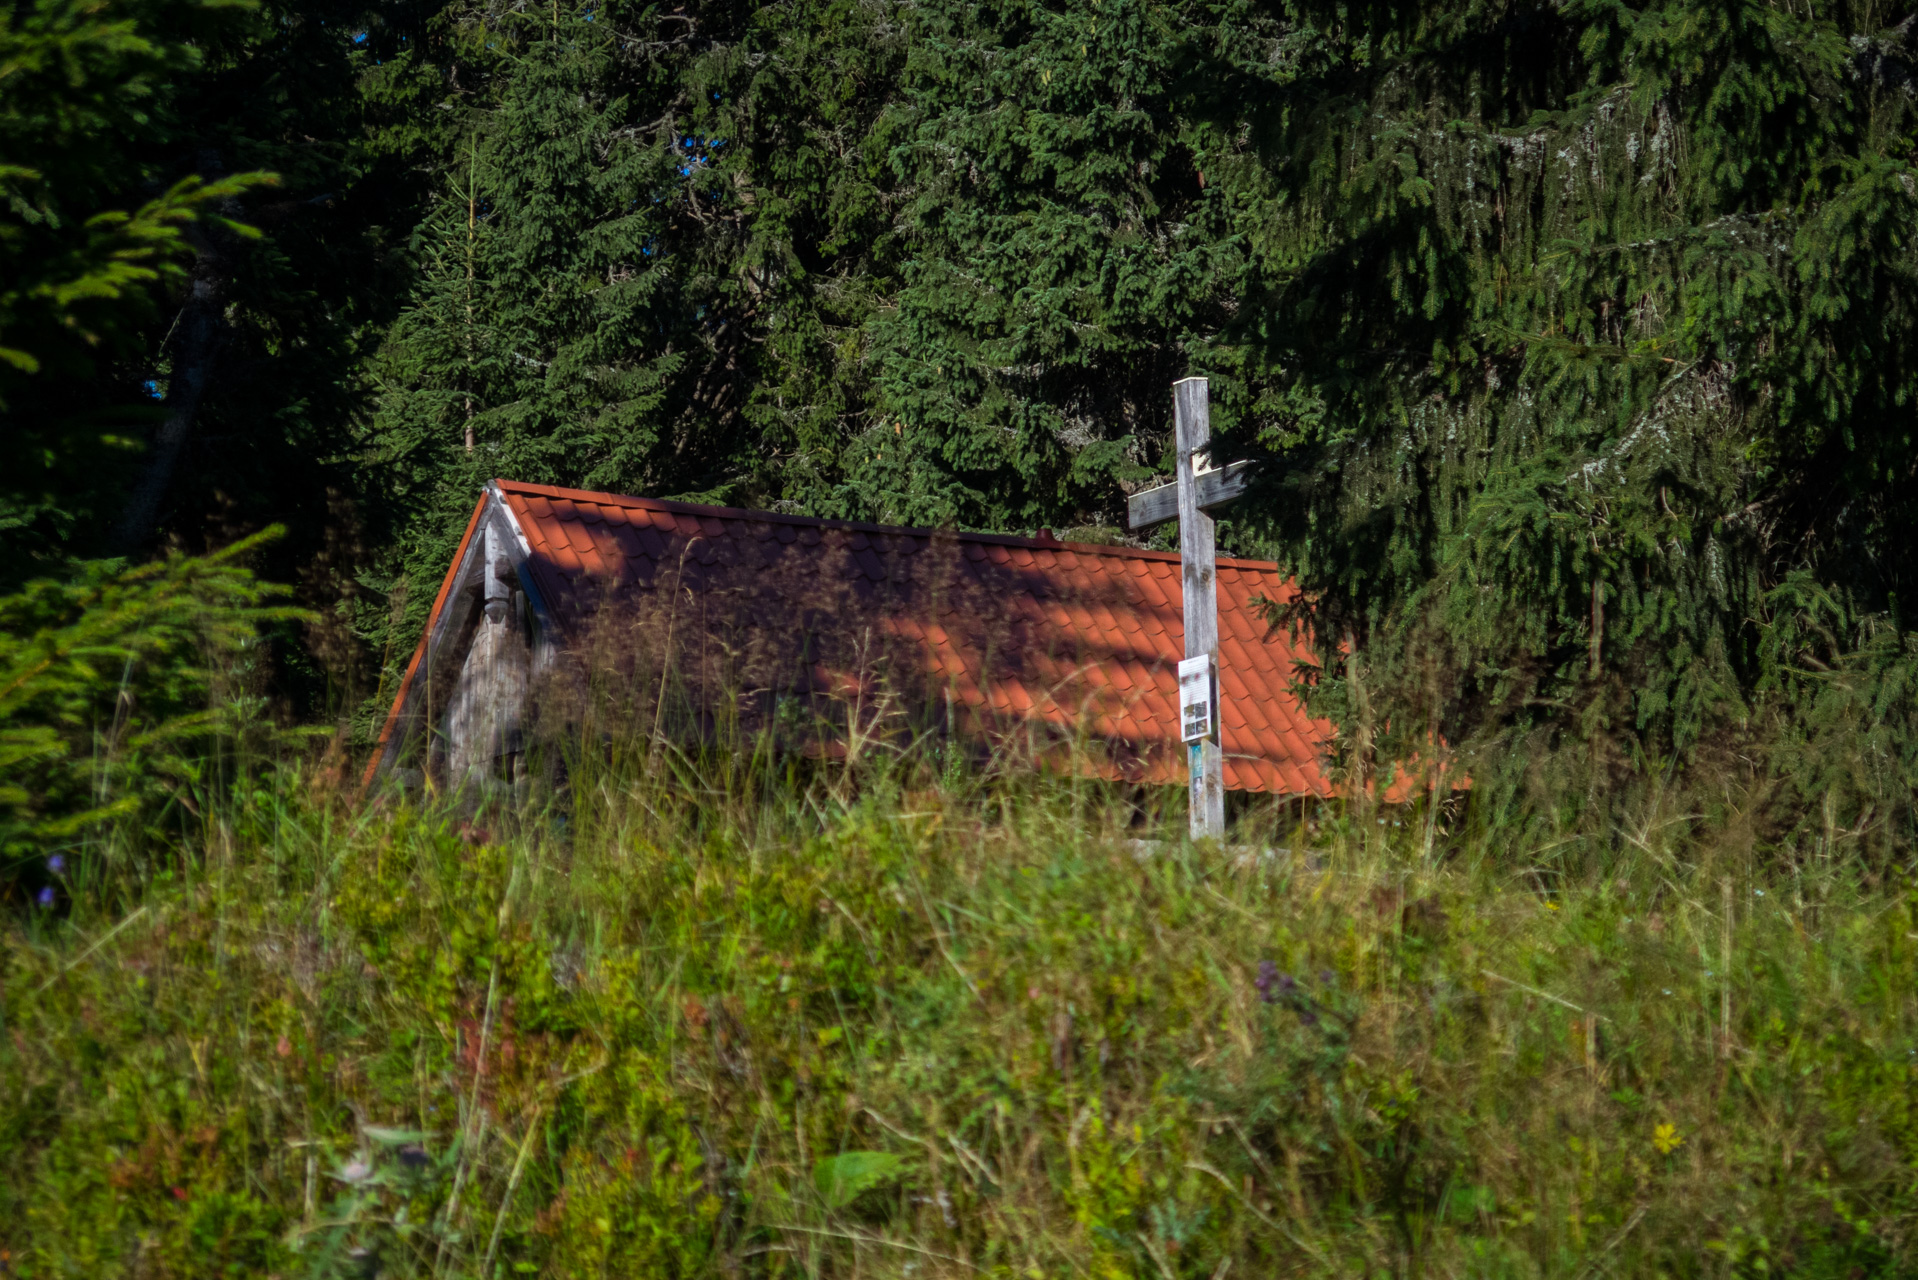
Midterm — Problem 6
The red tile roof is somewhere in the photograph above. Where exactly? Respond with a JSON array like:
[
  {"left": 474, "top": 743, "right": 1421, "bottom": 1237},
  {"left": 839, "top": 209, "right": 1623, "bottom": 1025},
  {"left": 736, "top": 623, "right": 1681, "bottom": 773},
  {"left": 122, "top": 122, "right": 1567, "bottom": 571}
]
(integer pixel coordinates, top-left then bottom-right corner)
[{"left": 370, "top": 479, "right": 1344, "bottom": 795}]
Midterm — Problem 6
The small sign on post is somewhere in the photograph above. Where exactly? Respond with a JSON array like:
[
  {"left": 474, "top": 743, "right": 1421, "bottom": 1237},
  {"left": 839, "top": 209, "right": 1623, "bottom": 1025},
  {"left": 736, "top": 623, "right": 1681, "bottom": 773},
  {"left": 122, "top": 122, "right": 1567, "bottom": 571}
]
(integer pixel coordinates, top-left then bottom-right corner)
[{"left": 1178, "top": 654, "right": 1216, "bottom": 743}]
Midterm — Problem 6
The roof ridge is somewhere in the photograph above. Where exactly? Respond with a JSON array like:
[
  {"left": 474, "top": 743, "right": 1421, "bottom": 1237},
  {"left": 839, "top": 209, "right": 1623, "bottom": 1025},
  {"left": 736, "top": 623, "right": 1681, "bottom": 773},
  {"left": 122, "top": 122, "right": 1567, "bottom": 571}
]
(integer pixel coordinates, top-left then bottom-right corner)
[{"left": 491, "top": 478, "right": 1283, "bottom": 571}]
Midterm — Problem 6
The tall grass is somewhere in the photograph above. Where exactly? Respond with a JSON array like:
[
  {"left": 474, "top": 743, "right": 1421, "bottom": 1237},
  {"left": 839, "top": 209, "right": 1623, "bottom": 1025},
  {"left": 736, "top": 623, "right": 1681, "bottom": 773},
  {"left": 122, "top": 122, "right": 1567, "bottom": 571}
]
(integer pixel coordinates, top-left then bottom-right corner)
[{"left": 3, "top": 743, "right": 1915, "bottom": 1278}]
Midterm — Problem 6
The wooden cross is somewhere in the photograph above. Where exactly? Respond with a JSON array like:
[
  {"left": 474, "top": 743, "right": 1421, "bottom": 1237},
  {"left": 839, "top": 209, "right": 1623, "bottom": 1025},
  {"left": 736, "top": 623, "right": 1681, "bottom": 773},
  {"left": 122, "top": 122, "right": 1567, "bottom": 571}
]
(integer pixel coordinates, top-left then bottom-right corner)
[{"left": 1127, "top": 377, "right": 1252, "bottom": 840}]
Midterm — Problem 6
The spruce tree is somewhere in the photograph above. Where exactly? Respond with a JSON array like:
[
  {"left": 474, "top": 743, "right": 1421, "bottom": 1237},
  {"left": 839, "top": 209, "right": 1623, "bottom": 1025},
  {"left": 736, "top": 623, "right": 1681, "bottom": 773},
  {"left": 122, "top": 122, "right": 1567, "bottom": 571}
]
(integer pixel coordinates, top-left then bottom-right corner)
[
  {"left": 1172, "top": 0, "right": 1918, "bottom": 820},
  {"left": 825, "top": 0, "right": 1233, "bottom": 529},
  {"left": 363, "top": 6, "right": 711, "bottom": 668}
]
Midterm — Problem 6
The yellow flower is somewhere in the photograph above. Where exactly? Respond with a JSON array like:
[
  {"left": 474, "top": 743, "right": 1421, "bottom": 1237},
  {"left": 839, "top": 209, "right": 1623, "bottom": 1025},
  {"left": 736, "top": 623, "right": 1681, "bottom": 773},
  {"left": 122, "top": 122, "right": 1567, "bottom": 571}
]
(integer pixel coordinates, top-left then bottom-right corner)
[
  {"left": 1545, "top": 901, "right": 1560, "bottom": 911},
  {"left": 1653, "top": 1122, "right": 1684, "bottom": 1155}
]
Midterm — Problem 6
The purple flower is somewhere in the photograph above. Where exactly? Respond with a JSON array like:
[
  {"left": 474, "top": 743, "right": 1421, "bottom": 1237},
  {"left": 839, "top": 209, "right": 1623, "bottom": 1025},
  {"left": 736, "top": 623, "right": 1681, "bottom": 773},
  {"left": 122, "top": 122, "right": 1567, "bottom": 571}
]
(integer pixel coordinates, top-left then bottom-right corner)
[
  {"left": 36, "top": 887, "right": 55, "bottom": 908},
  {"left": 1254, "top": 961, "right": 1296, "bottom": 1005},
  {"left": 47, "top": 855, "right": 65, "bottom": 875},
  {"left": 1256, "top": 962, "right": 1322, "bottom": 1025}
]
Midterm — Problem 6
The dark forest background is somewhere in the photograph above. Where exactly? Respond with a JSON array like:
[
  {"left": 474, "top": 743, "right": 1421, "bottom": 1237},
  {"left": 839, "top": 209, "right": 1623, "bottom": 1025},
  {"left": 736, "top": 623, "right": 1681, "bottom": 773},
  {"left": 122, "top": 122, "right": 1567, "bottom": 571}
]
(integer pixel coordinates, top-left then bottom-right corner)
[{"left": 10, "top": 0, "right": 1918, "bottom": 847}]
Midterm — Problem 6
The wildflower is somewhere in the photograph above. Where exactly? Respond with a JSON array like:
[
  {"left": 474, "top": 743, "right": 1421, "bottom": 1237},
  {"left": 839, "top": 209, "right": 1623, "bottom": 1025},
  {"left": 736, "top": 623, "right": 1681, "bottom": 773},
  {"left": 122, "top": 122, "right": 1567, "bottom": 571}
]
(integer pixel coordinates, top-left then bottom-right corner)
[
  {"left": 1255, "top": 962, "right": 1319, "bottom": 1026},
  {"left": 1545, "top": 901, "right": 1559, "bottom": 912},
  {"left": 1254, "top": 961, "right": 1293, "bottom": 1004},
  {"left": 46, "top": 855, "right": 64, "bottom": 874},
  {"left": 338, "top": 1158, "right": 373, "bottom": 1184},
  {"left": 1653, "top": 1122, "right": 1684, "bottom": 1155},
  {"left": 35, "top": 887, "right": 54, "bottom": 908},
  {"left": 398, "top": 1144, "right": 430, "bottom": 1170}
]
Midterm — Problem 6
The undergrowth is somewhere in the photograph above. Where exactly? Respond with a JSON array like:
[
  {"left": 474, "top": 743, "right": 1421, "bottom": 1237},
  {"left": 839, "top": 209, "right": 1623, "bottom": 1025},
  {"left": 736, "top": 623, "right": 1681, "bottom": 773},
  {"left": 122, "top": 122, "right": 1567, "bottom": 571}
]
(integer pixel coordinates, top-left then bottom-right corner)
[{"left": 2, "top": 752, "right": 1916, "bottom": 1278}]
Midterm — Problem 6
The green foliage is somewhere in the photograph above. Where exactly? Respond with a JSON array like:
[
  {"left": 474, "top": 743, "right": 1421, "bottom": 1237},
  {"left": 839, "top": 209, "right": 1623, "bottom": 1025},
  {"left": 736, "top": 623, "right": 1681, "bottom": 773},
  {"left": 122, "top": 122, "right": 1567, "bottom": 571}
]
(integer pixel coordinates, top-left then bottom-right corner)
[
  {"left": 9, "top": 0, "right": 1918, "bottom": 834},
  {"left": 5, "top": 761, "right": 1917, "bottom": 1276},
  {"left": 363, "top": 8, "right": 702, "bottom": 648},
  {"left": 0, "top": 0, "right": 429, "bottom": 751},
  {"left": 0, "top": 0, "right": 274, "bottom": 561},
  {"left": 0, "top": 0, "right": 266, "bottom": 379},
  {"left": 339, "top": 0, "right": 1918, "bottom": 838},
  {"left": 831, "top": 0, "right": 1221, "bottom": 528},
  {"left": 1189, "top": 0, "right": 1918, "bottom": 830},
  {"left": 0, "top": 530, "right": 304, "bottom": 883},
  {"left": 813, "top": 1150, "right": 908, "bottom": 1208}
]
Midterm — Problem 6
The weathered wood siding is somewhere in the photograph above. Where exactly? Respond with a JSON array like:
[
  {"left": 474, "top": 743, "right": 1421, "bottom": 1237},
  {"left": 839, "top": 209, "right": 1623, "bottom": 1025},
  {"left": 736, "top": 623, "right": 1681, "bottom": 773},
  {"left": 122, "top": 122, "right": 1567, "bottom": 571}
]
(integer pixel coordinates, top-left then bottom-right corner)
[
  {"left": 444, "top": 604, "right": 530, "bottom": 785},
  {"left": 443, "top": 521, "right": 534, "bottom": 788}
]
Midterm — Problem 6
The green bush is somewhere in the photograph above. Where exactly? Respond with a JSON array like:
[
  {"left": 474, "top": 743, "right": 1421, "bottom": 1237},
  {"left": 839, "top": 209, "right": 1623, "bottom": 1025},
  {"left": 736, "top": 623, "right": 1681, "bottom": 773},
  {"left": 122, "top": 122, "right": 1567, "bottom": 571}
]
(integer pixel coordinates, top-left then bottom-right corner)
[{"left": 0, "top": 529, "right": 306, "bottom": 897}]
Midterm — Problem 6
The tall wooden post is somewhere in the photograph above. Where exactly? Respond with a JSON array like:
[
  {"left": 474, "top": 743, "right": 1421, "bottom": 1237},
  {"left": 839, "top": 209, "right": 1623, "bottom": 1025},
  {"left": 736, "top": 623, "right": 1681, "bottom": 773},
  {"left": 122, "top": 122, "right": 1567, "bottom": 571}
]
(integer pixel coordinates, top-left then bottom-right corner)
[{"left": 1175, "top": 377, "right": 1225, "bottom": 839}]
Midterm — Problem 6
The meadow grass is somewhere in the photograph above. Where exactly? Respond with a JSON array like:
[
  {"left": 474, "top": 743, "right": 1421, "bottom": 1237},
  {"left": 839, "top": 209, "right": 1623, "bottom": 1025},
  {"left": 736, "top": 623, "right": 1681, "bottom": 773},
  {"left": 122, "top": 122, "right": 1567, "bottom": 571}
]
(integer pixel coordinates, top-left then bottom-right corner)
[{"left": 2, "top": 748, "right": 1915, "bottom": 1278}]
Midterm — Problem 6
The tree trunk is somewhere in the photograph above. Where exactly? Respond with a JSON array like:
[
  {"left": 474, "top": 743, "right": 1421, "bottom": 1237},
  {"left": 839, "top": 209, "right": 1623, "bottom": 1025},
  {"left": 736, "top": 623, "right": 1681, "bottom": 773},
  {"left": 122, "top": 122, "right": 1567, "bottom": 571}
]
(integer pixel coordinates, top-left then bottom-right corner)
[{"left": 114, "top": 221, "right": 229, "bottom": 554}]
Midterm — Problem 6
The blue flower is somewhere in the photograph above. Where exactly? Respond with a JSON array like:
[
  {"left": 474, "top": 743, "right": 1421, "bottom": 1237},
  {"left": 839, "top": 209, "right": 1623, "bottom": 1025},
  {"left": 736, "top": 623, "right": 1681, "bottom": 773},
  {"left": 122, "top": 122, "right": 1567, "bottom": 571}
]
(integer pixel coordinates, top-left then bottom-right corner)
[
  {"left": 36, "top": 887, "right": 55, "bottom": 908},
  {"left": 47, "top": 855, "right": 64, "bottom": 874}
]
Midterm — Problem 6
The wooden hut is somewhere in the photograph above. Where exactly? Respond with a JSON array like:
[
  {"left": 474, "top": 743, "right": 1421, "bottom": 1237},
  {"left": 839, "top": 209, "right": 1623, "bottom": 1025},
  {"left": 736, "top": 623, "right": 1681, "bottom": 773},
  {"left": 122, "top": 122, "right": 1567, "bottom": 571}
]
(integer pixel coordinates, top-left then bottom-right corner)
[{"left": 364, "top": 480, "right": 1342, "bottom": 795}]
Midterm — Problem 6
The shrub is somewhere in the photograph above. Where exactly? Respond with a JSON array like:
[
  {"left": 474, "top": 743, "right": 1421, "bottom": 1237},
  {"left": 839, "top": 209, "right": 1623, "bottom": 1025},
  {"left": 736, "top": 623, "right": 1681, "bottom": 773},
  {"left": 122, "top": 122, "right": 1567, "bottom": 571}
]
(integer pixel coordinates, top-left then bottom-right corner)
[{"left": 0, "top": 529, "right": 306, "bottom": 900}]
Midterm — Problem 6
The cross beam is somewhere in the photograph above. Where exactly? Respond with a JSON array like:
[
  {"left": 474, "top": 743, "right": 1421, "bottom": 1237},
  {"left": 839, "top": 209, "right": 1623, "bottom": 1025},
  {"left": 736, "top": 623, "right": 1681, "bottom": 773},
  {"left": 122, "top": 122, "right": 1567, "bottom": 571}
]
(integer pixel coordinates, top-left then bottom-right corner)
[{"left": 1125, "top": 459, "right": 1254, "bottom": 533}]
